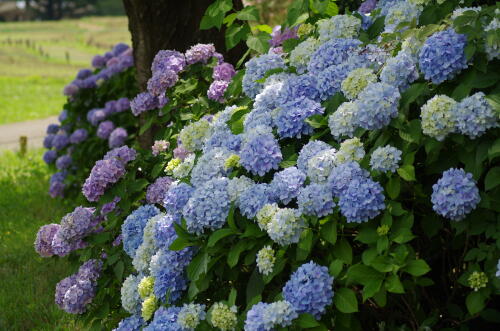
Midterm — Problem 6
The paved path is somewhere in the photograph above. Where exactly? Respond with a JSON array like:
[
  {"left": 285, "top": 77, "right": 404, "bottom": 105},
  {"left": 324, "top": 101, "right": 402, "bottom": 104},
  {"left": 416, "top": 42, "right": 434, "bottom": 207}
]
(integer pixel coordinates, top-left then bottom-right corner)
[{"left": 0, "top": 116, "right": 58, "bottom": 151}]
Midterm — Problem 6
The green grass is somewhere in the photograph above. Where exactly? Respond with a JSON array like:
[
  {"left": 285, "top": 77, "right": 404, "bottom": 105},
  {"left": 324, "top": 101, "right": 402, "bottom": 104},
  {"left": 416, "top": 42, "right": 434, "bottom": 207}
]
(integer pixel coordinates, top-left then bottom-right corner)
[
  {"left": 0, "top": 17, "right": 130, "bottom": 125},
  {"left": 0, "top": 149, "right": 86, "bottom": 331}
]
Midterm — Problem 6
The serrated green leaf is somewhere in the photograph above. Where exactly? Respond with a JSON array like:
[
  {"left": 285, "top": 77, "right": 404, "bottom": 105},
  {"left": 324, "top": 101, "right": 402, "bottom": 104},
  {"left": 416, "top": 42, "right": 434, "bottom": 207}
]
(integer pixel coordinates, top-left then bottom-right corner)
[
  {"left": 320, "top": 218, "right": 337, "bottom": 245},
  {"left": 297, "top": 228, "right": 314, "bottom": 261},
  {"left": 385, "top": 274, "right": 405, "bottom": 293},
  {"left": 334, "top": 239, "right": 352, "bottom": 265}
]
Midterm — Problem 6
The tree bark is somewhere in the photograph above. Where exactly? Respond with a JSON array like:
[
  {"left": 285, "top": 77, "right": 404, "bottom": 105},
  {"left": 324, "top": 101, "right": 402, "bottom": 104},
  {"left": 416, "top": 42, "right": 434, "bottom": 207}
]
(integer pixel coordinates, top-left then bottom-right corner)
[{"left": 122, "top": 0, "right": 245, "bottom": 148}]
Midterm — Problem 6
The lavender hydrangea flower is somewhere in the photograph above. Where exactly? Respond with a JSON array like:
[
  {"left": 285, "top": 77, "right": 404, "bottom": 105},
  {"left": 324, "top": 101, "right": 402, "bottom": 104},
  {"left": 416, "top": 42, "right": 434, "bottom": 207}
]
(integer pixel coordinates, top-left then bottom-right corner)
[
  {"left": 431, "top": 168, "right": 480, "bottom": 221},
  {"left": 97, "top": 121, "right": 115, "bottom": 139},
  {"left": 308, "top": 38, "right": 362, "bottom": 74},
  {"left": 297, "top": 183, "right": 335, "bottom": 217},
  {"left": 104, "top": 145, "right": 137, "bottom": 164},
  {"left": 242, "top": 54, "right": 286, "bottom": 98},
  {"left": 245, "top": 301, "right": 298, "bottom": 331},
  {"left": 43, "top": 150, "right": 57, "bottom": 164},
  {"left": 269, "top": 25, "right": 298, "bottom": 47},
  {"left": 35, "top": 224, "right": 60, "bottom": 257},
  {"left": 52, "top": 133, "right": 69, "bottom": 150},
  {"left": 454, "top": 92, "right": 499, "bottom": 139},
  {"left": 115, "top": 97, "right": 130, "bottom": 112},
  {"left": 355, "top": 82, "right": 401, "bottom": 130},
  {"left": 380, "top": 51, "right": 419, "bottom": 90},
  {"left": 147, "top": 70, "right": 179, "bottom": 96},
  {"left": 152, "top": 140, "right": 170, "bottom": 156},
  {"left": 87, "top": 109, "right": 106, "bottom": 126},
  {"left": 283, "top": 261, "right": 333, "bottom": 319},
  {"left": 69, "top": 129, "right": 88, "bottom": 144},
  {"left": 270, "top": 167, "right": 306, "bottom": 204},
  {"left": 144, "top": 306, "right": 182, "bottom": 331},
  {"left": 82, "top": 158, "right": 125, "bottom": 201},
  {"left": 276, "top": 98, "right": 324, "bottom": 138},
  {"left": 43, "top": 134, "right": 55, "bottom": 149},
  {"left": 173, "top": 145, "right": 191, "bottom": 161},
  {"left": 113, "top": 315, "right": 144, "bottom": 331},
  {"left": 370, "top": 146, "right": 402, "bottom": 173},
  {"left": 163, "top": 182, "right": 194, "bottom": 219},
  {"left": 297, "top": 140, "right": 331, "bottom": 173},
  {"left": 56, "top": 155, "right": 72, "bottom": 170},
  {"left": 208, "top": 80, "right": 229, "bottom": 102},
  {"left": 338, "top": 177, "right": 385, "bottom": 223},
  {"left": 359, "top": 0, "right": 377, "bottom": 14},
  {"left": 92, "top": 55, "right": 106, "bottom": 68},
  {"left": 63, "top": 83, "right": 79, "bottom": 96},
  {"left": 240, "top": 131, "right": 282, "bottom": 176},
  {"left": 419, "top": 28, "right": 468, "bottom": 84},
  {"left": 47, "top": 123, "right": 60, "bottom": 134},
  {"left": 131, "top": 92, "right": 163, "bottom": 116},
  {"left": 185, "top": 43, "right": 216, "bottom": 64},
  {"left": 146, "top": 176, "right": 174, "bottom": 205},
  {"left": 57, "top": 206, "right": 96, "bottom": 242},
  {"left": 101, "top": 196, "right": 121, "bottom": 216},
  {"left": 154, "top": 213, "right": 179, "bottom": 250},
  {"left": 213, "top": 62, "right": 236, "bottom": 81},
  {"left": 112, "top": 43, "right": 129, "bottom": 56},
  {"left": 121, "top": 205, "right": 160, "bottom": 258},
  {"left": 183, "top": 178, "right": 231, "bottom": 234},
  {"left": 108, "top": 127, "right": 128, "bottom": 148},
  {"left": 152, "top": 50, "right": 186, "bottom": 74}
]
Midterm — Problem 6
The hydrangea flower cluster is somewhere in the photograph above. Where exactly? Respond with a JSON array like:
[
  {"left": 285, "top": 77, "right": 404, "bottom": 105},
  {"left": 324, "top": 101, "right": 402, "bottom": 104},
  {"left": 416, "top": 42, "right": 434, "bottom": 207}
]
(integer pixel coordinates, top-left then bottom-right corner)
[
  {"left": 121, "top": 274, "right": 142, "bottom": 314},
  {"left": 318, "top": 15, "right": 361, "bottom": 42},
  {"left": 370, "top": 145, "right": 402, "bottom": 173},
  {"left": 146, "top": 176, "right": 174, "bottom": 205},
  {"left": 270, "top": 167, "right": 306, "bottom": 204},
  {"left": 163, "top": 182, "right": 194, "bottom": 219},
  {"left": 419, "top": 28, "right": 468, "bottom": 84},
  {"left": 256, "top": 245, "right": 276, "bottom": 275},
  {"left": 210, "top": 303, "right": 238, "bottom": 330},
  {"left": 289, "top": 37, "right": 320, "bottom": 74},
  {"left": 113, "top": 315, "right": 144, "bottom": 331},
  {"left": 283, "top": 261, "right": 333, "bottom": 319},
  {"left": 341, "top": 67, "right": 377, "bottom": 100},
  {"left": 121, "top": 205, "right": 160, "bottom": 258},
  {"left": 431, "top": 168, "right": 480, "bottom": 221},
  {"left": 384, "top": 1, "right": 421, "bottom": 33},
  {"left": 454, "top": 92, "right": 499, "bottom": 139},
  {"left": 177, "top": 303, "right": 206, "bottom": 330},
  {"left": 245, "top": 300, "right": 297, "bottom": 331},
  {"left": 420, "top": 95, "right": 457, "bottom": 141},
  {"left": 242, "top": 54, "right": 286, "bottom": 98}
]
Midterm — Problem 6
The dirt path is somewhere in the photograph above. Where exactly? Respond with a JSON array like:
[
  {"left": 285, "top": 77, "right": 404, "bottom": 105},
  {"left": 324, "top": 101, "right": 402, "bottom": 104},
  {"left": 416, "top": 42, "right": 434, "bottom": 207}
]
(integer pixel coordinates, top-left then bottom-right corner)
[{"left": 0, "top": 116, "right": 58, "bottom": 151}]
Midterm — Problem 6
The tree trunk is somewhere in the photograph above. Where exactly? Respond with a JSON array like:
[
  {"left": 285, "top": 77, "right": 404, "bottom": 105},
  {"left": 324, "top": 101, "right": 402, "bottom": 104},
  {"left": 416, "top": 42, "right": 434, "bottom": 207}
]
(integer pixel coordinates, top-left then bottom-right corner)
[{"left": 122, "top": 0, "right": 245, "bottom": 148}]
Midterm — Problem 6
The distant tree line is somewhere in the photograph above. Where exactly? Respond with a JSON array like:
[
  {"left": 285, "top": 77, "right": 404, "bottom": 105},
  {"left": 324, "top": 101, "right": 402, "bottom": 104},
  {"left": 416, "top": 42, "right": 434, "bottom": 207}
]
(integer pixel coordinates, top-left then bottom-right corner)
[{"left": 22, "top": 0, "right": 124, "bottom": 20}]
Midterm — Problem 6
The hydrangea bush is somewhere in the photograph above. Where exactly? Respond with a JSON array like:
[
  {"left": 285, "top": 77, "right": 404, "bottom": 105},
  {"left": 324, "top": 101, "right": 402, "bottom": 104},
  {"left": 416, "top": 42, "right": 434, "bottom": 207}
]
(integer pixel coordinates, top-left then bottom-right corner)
[{"left": 37, "top": 0, "right": 500, "bottom": 330}]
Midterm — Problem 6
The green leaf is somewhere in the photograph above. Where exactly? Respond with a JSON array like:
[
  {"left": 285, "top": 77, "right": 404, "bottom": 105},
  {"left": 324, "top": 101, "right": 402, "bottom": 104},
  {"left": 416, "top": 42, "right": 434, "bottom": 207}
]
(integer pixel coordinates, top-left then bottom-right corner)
[
  {"left": 334, "top": 239, "right": 352, "bottom": 265},
  {"left": 297, "top": 313, "right": 320, "bottom": 328},
  {"left": 297, "top": 228, "right": 314, "bottom": 261},
  {"left": 225, "top": 24, "right": 250, "bottom": 50},
  {"left": 385, "top": 274, "right": 405, "bottom": 294},
  {"left": 347, "top": 264, "right": 384, "bottom": 287},
  {"left": 397, "top": 165, "right": 416, "bottom": 181},
  {"left": 169, "top": 237, "right": 193, "bottom": 251},
  {"left": 488, "top": 138, "right": 500, "bottom": 160},
  {"left": 356, "top": 226, "right": 378, "bottom": 244},
  {"left": 370, "top": 256, "right": 394, "bottom": 273},
  {"left": 236, "top": 6, "right": 259, "bottom": 21},
  {"left": 362, "top": 277, "right": 383, "bottom": 301},
  {"left": 246, "top": 33, "right": 270, "bottom": 54},
  {"left": 403, "top": 259, "right": 431, "bottom": 276},
  {"left": 228, "top": 288, "right": 237, "bottom": 306},
  {"left": 227, "top": 240, "right": 250, "bottom": 268},
  {"left": 187, "top": 250, "right": 209, "bottom": 281},
  {"left": 246, "top": 268, "right": 264, "bottom": 304},
  {"left": 485, "top": 167, "right": 500, "bottom": 191},
  {"left": 253, "top": 24, "right": 273, "bottom": 34},
  {"left": 400, "top": 83, "right": 428, "bottom": 109},
  {"left": 305, "top": 114, "right": 327, "bottom": 128},
  {"left": 129, "top": 178, "right": 149, "bottom": 193},
  {"left": 320, "top": 219, "right": 337, "bottom": 245},
  {"left": 385, "top": 176, "right": 400, "bottom": 200},
  {"left": 334, "top": 288, "right": 359, "bottom": 313},
  {"left": 140, "top": 114, "right": 155, "bottom": 135},
  {"left": 113, "top": 261, "right": 124, "bottom": 281},
  {"left": 329, "top": 259, "right": 343, "bottom": 277},
  {"left": 367, "top": 16, "right": 385, "bottom": 40},
  {"left": 207, "top": 228, "right": 235, "bottom": 247},
  {"left": 466, "top": 291, "right": 486, "bottom": 315}
]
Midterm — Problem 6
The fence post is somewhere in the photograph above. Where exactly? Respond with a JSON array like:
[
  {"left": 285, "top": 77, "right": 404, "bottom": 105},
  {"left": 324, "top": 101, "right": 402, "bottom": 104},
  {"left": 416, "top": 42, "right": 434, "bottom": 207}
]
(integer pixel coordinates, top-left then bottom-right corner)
[{"left": 19, "top": 136, "right": 27, "bottom": 156}]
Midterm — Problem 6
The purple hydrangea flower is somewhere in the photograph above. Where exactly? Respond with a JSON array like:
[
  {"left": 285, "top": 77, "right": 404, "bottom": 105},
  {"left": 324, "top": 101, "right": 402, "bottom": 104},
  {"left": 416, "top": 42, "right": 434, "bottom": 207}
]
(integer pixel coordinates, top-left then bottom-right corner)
[
  {"left": 69, "top": 129, "right": 88, "bottom": 144},
  {"left": 152, "top": 50, "right": 186, "bottom": 74},
  {"left": 207, "top": 80, "right": 229, "bottom": 103},
  {"left": 104, "top": 145, "right": 137, "bottom": 164},
  {"left": 82, "top": 159, "right": 125, "bottom": 202},
  {"left": 34, "top": 224, "right": 60, "bottom": 257},
  {"left": 87, "top": 109, "right": 106, "bottom": 126},
  {"left": 59, "top": 109, "right": 68, "bottom": 122},
  {"left": 47, "top": 124, "right": 60, "bottom": 134},
  {"left": 43, "top": 150, "right": 58, "bottom": 164},
  {"left": 56, "top": 155, "right": 72, "bottom": 170},
  {"left": 130, "top": 92, "right": 163, "bottom": 116},
  {"left": 108, "top": 127, "right": 128, "bottom": 148},
  {"left": 44, "top": 134, "right": 55, "bottom": 149},
  {"left": 283, "top": 261, "right": 334, "bottom": 319},
  {"left": 101, "top": 196, "right": 121, "bottom": 216},
  {"left": 146, "top": 176, "right": 174, "bottom": 205},
  {"left": 431, "top": 168, "right": 480, "bottom": 221},
  {"left": 173, "top": 145, "right": 191, "bottom": 161},
  {"left": 240, "top": 132, "right": 282, "bottom": 176},
  {"left": 358, "top": 0, "right": 377, "bottom": 14},
  {"left": 147, "top": 70, "right": 179, "bottom": 96},
  {"left": 63, "top": 84, "right": 79, "bottom": 96},
  {"left": 91, "top": 55, "right": 106, "bottom": 68},
  {"left": 115, "top": 97, "right": 130, "bottom": 112},
  {"left": 270, "top": 25, "right": 298, "bottom": 47},
  {"left": 97, "top": 121, "right": 115, "bottom": 139},
  {"left": 213, "top": 62, "right": 236, "bottom": 81},
  {"left": 112, "top": 43, "right": 130, "bottom": 56},
  {"left": 185, "top": 43, "right": 216, "bottom": 65},
  {"left": 76, "top": 69, "right": 92, "bottom": 80},
  {"left": 52, "top": 133, "right": 69, "bottom": 151}
]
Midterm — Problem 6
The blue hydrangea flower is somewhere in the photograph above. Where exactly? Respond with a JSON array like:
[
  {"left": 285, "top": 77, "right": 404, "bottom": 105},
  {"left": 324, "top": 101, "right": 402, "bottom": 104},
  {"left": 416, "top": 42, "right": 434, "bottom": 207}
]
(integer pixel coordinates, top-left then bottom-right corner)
[
  {"left": 283, "top": 261, "right": 334, "bottom": 319},
  {"left": 431, "top": 168, "right": 480, "bottom": 221},
  {"left": 338, "top": 177, "right": 385, "bottom": 223},
  {"left": 297, "top": 183, "right": 335, "bottom": 217},
  {"left": 318, "top": 15, "right": 361, "bottom": 42},
  {"left": 43, "top": 150, "right": 57, "bottom": 164},
  {"left": 328, "top": 101, "right": 358, "bottom": 140},
  {"left": 133, "top": 214, "right": 163, "bottom": 273},
  {"left": 113, "top": 315, "right": 144, "bottom": 331},
  {"left": 297, "top": 140, "right": 332, "bottom": 173},
  {"left": 276, "top": 98, "right": 324, "bottom": 138},
  {"left": 163, "top": 182, "right": 194, "bottom": 219},
  {"left": 370, "top": 146, "right": 402, "bottom": 173},
  {"left": 69, "top": 129, "right": 88, "bottom": 144},
  {"left": 240, "top": 132, "right": 282, "bottom": 176},
  {"left": 238, "top": 184, "right": 274, "bottom": 219},
  {"left": 270, "top": 167, "right": 306, "bottom": 204},
  {"left": 384, "top": 1, "right": 421, "bottom": 33},
  {"left": 121, "top": 205, "right": 160, "bottom": 258},
  {"left": 266, "top": 208, "right": 304, "bottom": 246},
  {"left": 52, "top": 133, "right": 69, "bottom": 150},
  {"left": 227, "top": 176, "right": 255, "bottom": 202},
  {"left": 245, "top": 301, "right": 298, "bottom": 331},
  {"left": 190, "top": 147, "right": 232, "bottom": 187},
  {"left": 244, "top": 108, "right": 274, "bottom": 131},
  {"left": 183, "top": 178, "right": 231, "bottom": 235},
  {"left": 47, "top": 123, "right": 60, "bottom": 134},
  {"left": 144, "top": 306, "right": 182, "bottom": 331},
  {"left": 380, "top": 51, "right": 419, "bottom": 90},
  {"left": 278, "top": 74, "right": 320, "bottom": 104},
  {"left": 316, "top": 62, "right": 358, "bottom": 101},
  {"left": 150, "top": 248, "right": 195, "bottom": 303},
  {"left": 419, "top": 28, "right": 468, "bottom": 84},
  {"left": 308, "top": 38, "right": 362, "bottom": 74},
  {"left": 289, "top": 38, "right": 320, "bottom": 74},
  {"left": 154, "top": 213, "right": 179, "bottom": 250},
  {"left": 242, "top": 54, "right": 286, "bottom": 98},
  {"left": 355, "top": 82, "right": 401, "bottom": 130},
  {"left": 454, "top": 92, "right": 499, "bottom": 139}
]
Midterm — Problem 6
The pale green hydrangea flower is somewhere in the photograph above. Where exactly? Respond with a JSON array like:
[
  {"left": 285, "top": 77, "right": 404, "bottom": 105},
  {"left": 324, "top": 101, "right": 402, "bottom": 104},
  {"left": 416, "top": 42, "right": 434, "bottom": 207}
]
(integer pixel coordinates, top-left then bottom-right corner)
[
  {"left": 173, "top": 154, "right": 196, "bottom": 179},
  {"left": 210, "top": 302, "right": 238, "bottom": 330},
  {"left": 318, "top": 15, "right": 361, "bottom": 42},
  {"left": 179, "top": 119, "right": 211, "bottom": 152},
  {"left": 468, "top": 271, "right": 488, "bottom": 291},
  {"left": 335, "top": 137, "right": 365, "bottom": 165},
  {"left": 133, "top": 213, "right": 164, "bottom": 273},
  {"left": 289, "top": 38, "right": 320, "bottom": 74},
  {"left": 137, "top": 276, "right": 155, "bottom": 300},
  {"left": 256, "top": 245, "right": 276, "bottom": 275},
  {"left": 224, "top": 154, "right": 240, "bottom": 170},
  {"left": 341, "top": 68, "right": 378, "bottom": 100},
  {"left": 421, "top": 95, "right": 457, "bottom": 141},
  {"left": 256, "top": 203, "right": 280, "bottom": 231},
  {"left": 227, "top": 176, "right": 255, "bottom": 202},
  {"left": 165, "top": 158, "right": 182, "bottom": 174},
  {"left": 328, "top": 101, "right": 358, "bottom": 140},
  {"left": 177, "top": 303, "right": 206, "bottom": 330},
  {"left": 141, "top": 295, "right": 158, "bottom": 321}
]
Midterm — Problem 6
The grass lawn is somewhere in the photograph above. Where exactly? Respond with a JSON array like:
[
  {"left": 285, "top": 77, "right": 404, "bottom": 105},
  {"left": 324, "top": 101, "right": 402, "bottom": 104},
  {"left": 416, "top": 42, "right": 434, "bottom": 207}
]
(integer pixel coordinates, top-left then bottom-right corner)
[
  {"left": 0, "top": 149, "right": 86, "bottom": 330},
  {"left": 0, "top": 17, "right": 130, "bottom": 125}
]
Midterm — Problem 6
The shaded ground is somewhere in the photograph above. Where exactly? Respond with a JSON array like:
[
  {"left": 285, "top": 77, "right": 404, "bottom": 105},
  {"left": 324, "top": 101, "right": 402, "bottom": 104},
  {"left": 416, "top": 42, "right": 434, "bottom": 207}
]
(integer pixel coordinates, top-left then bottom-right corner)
[{"left": 0, "top": 149, "right": 86, "bottom": 330}]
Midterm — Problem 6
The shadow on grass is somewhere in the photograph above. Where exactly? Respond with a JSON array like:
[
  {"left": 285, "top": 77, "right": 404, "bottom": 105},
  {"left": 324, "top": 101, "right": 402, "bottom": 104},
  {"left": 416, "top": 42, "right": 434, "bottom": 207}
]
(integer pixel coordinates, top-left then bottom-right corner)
[{"left": 0, "top": 150, "right": 87, "bottom": 331}]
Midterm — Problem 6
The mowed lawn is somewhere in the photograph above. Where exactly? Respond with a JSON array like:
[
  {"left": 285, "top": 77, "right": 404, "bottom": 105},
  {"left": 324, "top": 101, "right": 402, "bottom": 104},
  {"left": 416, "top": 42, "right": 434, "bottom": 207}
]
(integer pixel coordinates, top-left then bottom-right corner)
[
  {"left": 0, "top": 149, "right": 86, "bottom": 330},
  {"left": 0, "top": 17, "right": 130, "bottom": 125}
]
